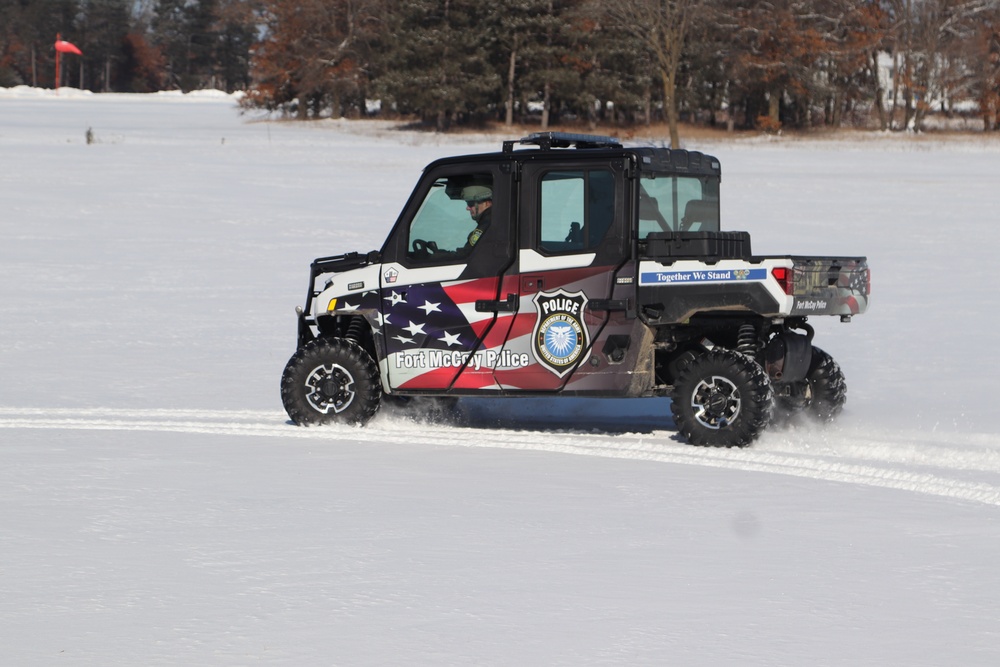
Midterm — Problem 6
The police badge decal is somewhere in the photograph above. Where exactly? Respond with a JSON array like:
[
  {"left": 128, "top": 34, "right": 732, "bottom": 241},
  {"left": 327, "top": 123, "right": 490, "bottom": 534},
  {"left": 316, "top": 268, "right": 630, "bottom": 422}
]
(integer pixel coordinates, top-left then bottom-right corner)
[{"left": 531, "top": 289, "right": 591, "bottom": 377}]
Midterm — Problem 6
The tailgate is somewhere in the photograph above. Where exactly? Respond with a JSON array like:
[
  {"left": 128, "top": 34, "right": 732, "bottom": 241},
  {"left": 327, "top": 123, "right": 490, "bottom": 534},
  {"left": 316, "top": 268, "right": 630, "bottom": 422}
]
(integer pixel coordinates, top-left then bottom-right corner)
[{"left": 784, "top": 257, "right": 870, "bottom": 317}]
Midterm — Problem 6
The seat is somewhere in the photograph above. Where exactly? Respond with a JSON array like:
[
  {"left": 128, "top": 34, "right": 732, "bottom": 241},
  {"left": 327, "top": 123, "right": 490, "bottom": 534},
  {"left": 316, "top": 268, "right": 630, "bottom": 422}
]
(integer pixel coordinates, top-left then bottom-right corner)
[
  {"left": 639, "top": 193, "right": 671, "bottom": 232},
  {"left": 680, "top": 200, "right": 719, "bottom": 232}
]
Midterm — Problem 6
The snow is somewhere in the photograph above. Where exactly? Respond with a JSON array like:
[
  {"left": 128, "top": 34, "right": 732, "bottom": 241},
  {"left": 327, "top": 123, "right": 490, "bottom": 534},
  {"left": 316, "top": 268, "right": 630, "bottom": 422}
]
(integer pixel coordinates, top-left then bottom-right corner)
[{"left": 2, "top": 87, "right": 1000, "bottom": 665}]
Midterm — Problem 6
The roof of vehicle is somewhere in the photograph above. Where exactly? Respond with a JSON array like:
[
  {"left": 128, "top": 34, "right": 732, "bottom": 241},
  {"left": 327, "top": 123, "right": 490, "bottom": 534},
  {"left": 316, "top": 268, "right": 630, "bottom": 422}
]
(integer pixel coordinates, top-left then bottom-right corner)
[{"left": 425, "top": 131, "right": 721, "bottom": 178}]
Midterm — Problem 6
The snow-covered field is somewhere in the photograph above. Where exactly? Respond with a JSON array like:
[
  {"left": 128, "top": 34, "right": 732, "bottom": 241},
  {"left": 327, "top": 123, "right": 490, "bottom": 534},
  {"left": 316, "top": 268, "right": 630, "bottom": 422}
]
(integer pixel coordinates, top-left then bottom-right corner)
[{"left": 2, "top": 87, "right": 1000, "bottom": 665}]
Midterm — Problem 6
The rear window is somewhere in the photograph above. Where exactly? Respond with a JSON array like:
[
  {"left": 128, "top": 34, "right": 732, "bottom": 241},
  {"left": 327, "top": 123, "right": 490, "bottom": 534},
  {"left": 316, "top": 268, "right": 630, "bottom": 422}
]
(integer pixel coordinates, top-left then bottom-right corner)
[{"left": 638, "top": 174, "right": 720, "bottom": 238}]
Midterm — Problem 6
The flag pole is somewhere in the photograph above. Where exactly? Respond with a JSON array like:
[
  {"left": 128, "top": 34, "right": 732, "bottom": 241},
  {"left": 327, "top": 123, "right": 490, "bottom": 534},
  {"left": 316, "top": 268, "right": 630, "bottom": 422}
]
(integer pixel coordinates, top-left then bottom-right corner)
[
  {"left": 55, "top": 33, "right": 61, "bottom": 91},
  {"left": 53, "top": 34, "right": 82, "bottom": 92}
]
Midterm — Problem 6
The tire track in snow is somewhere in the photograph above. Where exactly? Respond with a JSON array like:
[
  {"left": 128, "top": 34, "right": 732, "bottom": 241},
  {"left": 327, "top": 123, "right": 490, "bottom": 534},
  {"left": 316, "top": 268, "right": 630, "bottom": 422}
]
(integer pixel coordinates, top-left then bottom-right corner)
[{"left": 3, "top": 407, "right": 1000, "bottom": 507}]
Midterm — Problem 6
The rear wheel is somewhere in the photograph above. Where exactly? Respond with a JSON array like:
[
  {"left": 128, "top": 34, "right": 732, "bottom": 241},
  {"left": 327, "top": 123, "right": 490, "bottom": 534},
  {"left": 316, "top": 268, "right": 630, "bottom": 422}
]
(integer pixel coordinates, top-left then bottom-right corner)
[
  {"left": 281, "top": 337, "right": 382, "bottom": 426},
  {"left": 773, "top": 347, "right": 846, "bottom": 423},
  {"left": 670, "top": 348, "right": 773, "bottom": 447}
]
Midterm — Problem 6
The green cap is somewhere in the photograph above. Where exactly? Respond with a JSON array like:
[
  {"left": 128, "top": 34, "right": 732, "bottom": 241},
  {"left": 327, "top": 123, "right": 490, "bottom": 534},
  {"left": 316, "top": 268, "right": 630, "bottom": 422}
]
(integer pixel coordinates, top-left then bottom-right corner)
[{"left": 461, "top": 185, "right": 492, "bottom": 202}]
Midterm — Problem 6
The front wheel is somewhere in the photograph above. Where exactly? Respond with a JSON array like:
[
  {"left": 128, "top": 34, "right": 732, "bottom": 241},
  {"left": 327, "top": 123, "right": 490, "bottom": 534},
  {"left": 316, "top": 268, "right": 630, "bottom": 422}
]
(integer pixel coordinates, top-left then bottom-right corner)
[
  {"left": 670, "top": 348, "right": 773, "bottom": 447},
  {"left": 281, "top": 338, "right": 382, "bottom": 426}
]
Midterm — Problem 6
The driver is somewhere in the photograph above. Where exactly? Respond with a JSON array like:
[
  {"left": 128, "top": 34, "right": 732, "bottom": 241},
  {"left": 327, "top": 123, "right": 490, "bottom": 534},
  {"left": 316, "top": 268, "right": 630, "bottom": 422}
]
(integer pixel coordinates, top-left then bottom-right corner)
[{"left": 462, "top": 185, "right": 492, "bottom": 247}]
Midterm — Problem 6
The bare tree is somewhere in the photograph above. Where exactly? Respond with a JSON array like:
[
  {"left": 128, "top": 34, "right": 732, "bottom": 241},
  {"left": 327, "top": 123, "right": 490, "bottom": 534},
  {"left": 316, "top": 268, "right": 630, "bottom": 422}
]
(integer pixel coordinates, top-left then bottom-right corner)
[
  {"left": 607, "top": 0, "right": 696, "bottom": 146},
  {"left": 246, "top": 0, "right": 380, "bottom": 118},
  {"left": 886, "top": 0, "right": 997, "bottom": 130},
  {"left": 970, "top": 11, "right": 1000, "bottom": 130}
]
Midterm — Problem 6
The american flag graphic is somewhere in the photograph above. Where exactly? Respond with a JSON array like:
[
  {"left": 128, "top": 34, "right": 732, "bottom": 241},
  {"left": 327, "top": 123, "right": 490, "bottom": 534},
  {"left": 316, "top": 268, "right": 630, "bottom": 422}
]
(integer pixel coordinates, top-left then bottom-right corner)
[
  {"left": 382, "top": 284, "right": 477, "bottom": 352},
  {"left": 378, "top": 277, "right": 512, "bottom": 389}
]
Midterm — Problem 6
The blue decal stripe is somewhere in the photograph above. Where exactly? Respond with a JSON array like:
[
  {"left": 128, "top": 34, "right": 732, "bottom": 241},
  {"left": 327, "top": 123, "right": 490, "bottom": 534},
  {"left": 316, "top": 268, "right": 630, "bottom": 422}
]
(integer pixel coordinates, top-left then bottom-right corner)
[{"left": 639, "top": 268, "right": 767, "bottom": 285}]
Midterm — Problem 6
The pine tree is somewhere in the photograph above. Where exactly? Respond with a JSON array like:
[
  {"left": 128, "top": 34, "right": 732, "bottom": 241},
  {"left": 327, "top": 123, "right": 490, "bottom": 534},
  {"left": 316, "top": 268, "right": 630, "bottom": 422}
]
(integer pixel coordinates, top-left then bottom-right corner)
[
  {"left": 77, "top": 0, "right": 131, "bottom": 91},
  {"left": 212, "top": 0, "right": 259, "bottom": 92},
  {"left": 151, "top": 0, "right": 193, "bottom": 88},
  {"left": 376, "top": 0, "right": 500, "bottom": 130}
]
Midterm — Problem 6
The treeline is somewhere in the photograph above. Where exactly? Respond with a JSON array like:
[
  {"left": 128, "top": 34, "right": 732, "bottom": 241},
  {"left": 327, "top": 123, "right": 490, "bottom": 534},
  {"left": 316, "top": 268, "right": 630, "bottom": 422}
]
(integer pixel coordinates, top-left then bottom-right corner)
[{"left": 2, "top": 1, "right": 999, "bottom": 138}]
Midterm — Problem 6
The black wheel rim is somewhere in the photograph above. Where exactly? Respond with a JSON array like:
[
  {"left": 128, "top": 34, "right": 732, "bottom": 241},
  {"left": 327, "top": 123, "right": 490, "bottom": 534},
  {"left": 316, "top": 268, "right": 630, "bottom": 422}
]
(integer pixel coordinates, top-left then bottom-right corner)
[
  {"left": 304, "top": 363, "right": 356, "bottom": 414},
  {"left": 690, "top": 375, "right": 742, "bottom": 429}
]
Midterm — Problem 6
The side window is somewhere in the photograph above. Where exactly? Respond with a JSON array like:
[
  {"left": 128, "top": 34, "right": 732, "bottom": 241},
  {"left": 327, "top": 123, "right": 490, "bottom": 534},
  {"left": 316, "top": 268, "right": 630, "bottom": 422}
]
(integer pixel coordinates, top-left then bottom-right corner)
[
  {"left": 407, "top": 173, "right": 493, "bottom": 263},
  {"left": 638, "top": 175, "right": 720, "bottom": 238},
  {"left": 539, "top": 170, "right": 615, "bottom": 254}
]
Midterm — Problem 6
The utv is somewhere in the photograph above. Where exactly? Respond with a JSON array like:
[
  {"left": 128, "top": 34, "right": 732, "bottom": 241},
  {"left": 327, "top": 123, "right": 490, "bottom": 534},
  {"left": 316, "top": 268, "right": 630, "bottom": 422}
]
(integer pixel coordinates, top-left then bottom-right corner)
[{"left": 281, "top": 132, "right": 869, "bottom": 447}]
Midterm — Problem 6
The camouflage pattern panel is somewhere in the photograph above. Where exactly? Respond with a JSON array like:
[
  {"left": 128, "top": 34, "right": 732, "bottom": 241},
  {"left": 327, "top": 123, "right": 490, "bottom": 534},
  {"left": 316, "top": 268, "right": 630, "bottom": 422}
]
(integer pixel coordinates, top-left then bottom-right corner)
[{"left": 789, "top": 257, "right": 870, "bottom": 317}]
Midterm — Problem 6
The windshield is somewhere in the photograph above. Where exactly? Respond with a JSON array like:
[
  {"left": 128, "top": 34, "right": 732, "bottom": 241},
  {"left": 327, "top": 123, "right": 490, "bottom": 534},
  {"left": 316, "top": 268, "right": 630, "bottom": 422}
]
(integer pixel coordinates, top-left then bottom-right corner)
[{"left": 638, "top": 173, "right": 720, "bottom": 238}]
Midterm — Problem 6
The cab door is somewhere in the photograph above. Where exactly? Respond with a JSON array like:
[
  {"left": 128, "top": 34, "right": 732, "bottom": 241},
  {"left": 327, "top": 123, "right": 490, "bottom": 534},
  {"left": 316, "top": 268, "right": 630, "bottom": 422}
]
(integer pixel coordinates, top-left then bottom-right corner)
[
  {"left": 492, "top": 158, "right": 640, "bottom": 392},
  {"left": 377, "top": 162, "right": 516, "bottom": 391}
]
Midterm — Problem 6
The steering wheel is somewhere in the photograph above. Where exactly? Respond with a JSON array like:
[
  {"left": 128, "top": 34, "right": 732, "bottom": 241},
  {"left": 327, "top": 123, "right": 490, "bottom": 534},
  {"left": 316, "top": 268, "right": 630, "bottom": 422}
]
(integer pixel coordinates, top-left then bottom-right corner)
[{"left": 411, "top": 238, "right": 438, "bottom": 257}]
